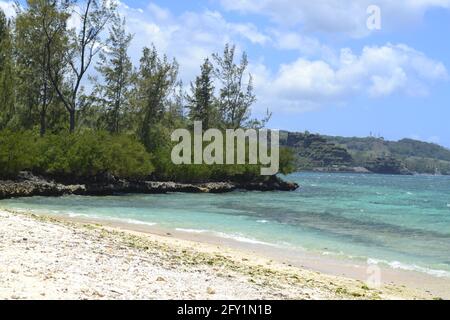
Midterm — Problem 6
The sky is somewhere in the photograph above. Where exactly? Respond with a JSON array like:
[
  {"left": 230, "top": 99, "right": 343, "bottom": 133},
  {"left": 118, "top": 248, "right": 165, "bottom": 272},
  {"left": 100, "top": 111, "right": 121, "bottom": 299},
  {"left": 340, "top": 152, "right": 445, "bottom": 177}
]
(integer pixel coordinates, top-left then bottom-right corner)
[{"left": 1, "top": 0, "right": 450, "bottom": 147}]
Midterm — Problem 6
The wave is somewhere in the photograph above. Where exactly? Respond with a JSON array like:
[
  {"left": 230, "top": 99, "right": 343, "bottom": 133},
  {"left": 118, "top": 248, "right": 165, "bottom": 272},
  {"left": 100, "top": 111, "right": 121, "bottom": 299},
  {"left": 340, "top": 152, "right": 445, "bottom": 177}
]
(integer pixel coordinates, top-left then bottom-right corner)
[
  {"left": 214, "top": 232, "right": 279, "bottom": 247},
  {"left": 80, "top": 213, "right": 157, "bottom": 226},
  {"left": 176, "top": 228, "right": 209, "bottom": 234},
  {"left": 175, "top": 228, "right": 279, "bottom": 247},
  {"left": 121, "top": 219, "right": 157, "bottom": 226},
  {"left": 367, "top": 258, "right": 450, "bottom": 278}
]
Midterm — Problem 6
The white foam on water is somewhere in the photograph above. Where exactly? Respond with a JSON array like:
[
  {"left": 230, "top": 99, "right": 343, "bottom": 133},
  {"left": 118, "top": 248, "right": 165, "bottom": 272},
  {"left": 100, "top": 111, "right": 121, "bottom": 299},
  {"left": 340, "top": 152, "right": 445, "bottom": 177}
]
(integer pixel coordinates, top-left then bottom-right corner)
[
  {"left": 256, "top": 219, "right": 269, "bottom": 224},
  {"left": 367, "top": 258, "right": 450, "bottom": 278},
  {"left": 322, "top": 250, "right": 346, "bottom": 257},
  {"left": 175, "top": 228, "right": 209, "bottom": 234},
  {"left": 214, "top": 232, "right": 279, "bottom": 247},
  {"left": 447, "top": 203, "right": 450, "bottom": 208},
  {"left": 123, "top": 219, "right": 157, "bottom": 226},
  {"left": 86, "top": 214, "right": 158, "bottom": 227},
  {"left": 66, "top": 211, "right": 90, "bottom": 218},
  {"left": 175, "top": 228, "right": 279, "bottom": 247}
]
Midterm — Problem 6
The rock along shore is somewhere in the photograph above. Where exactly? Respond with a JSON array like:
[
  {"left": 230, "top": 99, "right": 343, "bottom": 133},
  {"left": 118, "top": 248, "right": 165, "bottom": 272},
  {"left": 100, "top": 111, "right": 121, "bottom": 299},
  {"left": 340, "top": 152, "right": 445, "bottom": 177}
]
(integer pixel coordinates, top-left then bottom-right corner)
[{"left": 0, "top": 172, "right": 299, "bottom": 200}]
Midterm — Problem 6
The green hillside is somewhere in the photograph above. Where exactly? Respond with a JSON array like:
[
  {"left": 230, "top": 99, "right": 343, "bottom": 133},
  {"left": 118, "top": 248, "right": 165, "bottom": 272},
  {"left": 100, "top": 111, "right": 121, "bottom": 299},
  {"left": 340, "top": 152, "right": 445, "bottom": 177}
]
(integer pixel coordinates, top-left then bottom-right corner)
[{"left": 281, "top": 131, "right": 450, "bottom": 175}]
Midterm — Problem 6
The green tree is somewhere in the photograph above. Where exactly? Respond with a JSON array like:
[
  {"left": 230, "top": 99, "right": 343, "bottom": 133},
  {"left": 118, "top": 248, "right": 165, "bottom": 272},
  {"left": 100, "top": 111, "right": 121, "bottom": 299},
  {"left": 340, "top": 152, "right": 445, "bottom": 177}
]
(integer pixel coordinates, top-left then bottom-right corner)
[
  {"left": 92, "top": 14, "right": 134, "bottom": 134},
  {"left": 0, "top": 9, "right": 15, "bottom": 129},
  {"left": 133, "top": 45, "right": 179, "bottom": 150},
  {"left": 187, "top": 58, "right": 216, "bottom": 129},
  {"left": 212, "top": 44, "right": 256, "bottom": 129},
  {"left": 14, "top": 0, "right": 67, "bottom": 135},
  {"left": 45, "top": 0, "right": 116, "bottom": 132}
]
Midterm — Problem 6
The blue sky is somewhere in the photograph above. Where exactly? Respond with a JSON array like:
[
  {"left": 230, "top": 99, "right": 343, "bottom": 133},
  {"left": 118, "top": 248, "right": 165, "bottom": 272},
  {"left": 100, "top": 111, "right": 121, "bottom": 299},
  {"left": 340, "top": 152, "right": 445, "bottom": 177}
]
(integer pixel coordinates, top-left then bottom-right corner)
[{"left": 2, "top": 0, "right": 449, "bottom": 147}]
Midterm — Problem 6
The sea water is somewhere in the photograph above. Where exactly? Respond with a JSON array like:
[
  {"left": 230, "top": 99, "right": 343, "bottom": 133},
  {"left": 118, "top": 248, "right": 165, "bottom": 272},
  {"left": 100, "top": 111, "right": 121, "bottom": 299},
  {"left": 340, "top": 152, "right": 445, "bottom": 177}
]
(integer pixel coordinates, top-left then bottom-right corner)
[{"left": 2, "top": 173, "right": 450, "bottom": 278}]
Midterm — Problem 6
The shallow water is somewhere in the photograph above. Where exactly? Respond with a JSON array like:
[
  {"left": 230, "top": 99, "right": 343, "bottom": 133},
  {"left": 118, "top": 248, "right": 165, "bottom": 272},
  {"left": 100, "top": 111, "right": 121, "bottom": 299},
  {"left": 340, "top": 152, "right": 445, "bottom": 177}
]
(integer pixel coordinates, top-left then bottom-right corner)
[{"left": 2, "top": 172, "right": 450, "bottom": 278}]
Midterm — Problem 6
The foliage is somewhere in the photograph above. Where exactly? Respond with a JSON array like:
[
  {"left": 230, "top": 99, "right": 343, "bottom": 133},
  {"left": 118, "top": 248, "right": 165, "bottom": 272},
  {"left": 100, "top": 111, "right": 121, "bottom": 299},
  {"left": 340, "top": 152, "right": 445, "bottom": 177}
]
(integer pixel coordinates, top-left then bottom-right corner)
[
  {"left": 133, "top": 45, "right": 179, "bottom": 150},
  {"left": 283, "top": 131, "right": 450, "bottom": 175},
  {"left": 279, "top": 147, "right": 296, "bottom": 175},
  {"left": 0, "top": 10, "right": 15, "bottom": 129},
  {"left": 0, "top": 130, "right": 153, "bottom": 180},
  {"left": 213, "top": 44, "right": 257, "bottom": 129},
  {"left": 91, "top": 14, "right": 134, "bottom": 134},
  {"left": 0, "top": 2, "right": 296, "bottom": 182},
  {"left": 0, "top": 131, "right": 37, "bottom": 178},
  {"left": 187, "top": 58, "right": 217, "bottom": 129}
]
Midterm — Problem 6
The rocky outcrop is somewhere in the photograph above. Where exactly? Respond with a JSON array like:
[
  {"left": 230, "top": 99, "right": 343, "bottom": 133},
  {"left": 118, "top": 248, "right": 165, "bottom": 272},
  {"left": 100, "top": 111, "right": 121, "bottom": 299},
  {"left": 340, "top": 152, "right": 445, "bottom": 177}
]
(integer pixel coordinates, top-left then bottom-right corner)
[
  {"left": 363, "top": 157, "right": 413, "bottom": 175},
  {"left": 312, "top": 166, "right": 371, "bottom": 174},
  {"left": 0, "top": 172, "right": 299, "bottom": 200},
  {"left": 284, "top": 132, "right": 354, "bottom": 167}
]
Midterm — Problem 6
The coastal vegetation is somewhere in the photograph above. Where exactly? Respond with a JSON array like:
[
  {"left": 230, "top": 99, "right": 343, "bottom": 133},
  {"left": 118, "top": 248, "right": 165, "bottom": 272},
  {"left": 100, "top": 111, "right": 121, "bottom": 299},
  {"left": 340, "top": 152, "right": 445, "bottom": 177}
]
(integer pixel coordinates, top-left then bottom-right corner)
[{"left": 0, "top": 1, "right": 294, "bottom": 183}]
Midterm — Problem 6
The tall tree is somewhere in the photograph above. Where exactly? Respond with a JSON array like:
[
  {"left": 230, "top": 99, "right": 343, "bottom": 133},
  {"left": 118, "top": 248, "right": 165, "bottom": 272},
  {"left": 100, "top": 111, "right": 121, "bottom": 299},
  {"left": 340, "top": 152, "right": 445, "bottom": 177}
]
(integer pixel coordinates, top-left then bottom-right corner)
[
  {"left": 187, "top": 58, "right": 216, "bottom": 129},
  {"left": 134, "top": 45, "right": 178, "bottom": 149},
  {"left": 0, "top": 9, "right": 15, "bottom": 129},
  {"left": 166, "top": 80, "right": 186, "bottom": 126},
  {"left": 92, "top": 14, "right": 133, "bottom": 134},
  {"left": 45, "top": 0, "right": 115, "bottom": 132},
  {"left": 15, "top": 0, "right": 68, "bottom": 135},
  {"left": 212, "top": 44, "right": 256, "bottom": 129}
]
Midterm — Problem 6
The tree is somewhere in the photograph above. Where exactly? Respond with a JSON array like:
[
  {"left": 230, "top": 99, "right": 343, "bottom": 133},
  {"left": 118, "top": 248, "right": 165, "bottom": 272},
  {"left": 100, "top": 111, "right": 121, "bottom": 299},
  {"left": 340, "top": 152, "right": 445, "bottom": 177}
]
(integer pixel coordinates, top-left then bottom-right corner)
[
  {"left": 0, "top": 9, "right": 15, "bottom": 129},
  {"left": 187, "top": 58, "right": 216, "bottom": 129},
  {"left": 45, "top": 0, "right": 115, "bottom": 132},
  {"left": 212, "top": 44, "right": 256, "bottom": 129},
  {"left": 15, "top": 0, "right": 68, "bottom": 135},
  {"left": 166, "top": 81, "right": 186, "bottom": 126},
  {"left": 133, "top": 45, "right": 179, "bottom": 150},
  {"left": 92, "top": 14, "right": 133, "bottom": 134}
]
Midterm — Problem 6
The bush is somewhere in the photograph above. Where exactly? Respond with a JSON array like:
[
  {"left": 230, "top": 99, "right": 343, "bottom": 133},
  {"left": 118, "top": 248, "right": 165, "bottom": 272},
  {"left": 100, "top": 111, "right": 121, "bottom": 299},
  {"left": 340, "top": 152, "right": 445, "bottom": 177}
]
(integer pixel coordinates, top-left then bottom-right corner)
[
  {"left": 151, "top": 138, "right": 295, "bottom": 183},
  {"left": 0, "top": 130, "right": 154, "bottom": 180},
  {"left": 1, "top": 129, "right": 295, "bottom": 182},
  {"left": 0, "top": 130, "right": 37, "bottom": 179},
  {"left": 36, "top": 131, "right": 154, "bottom": 180}
]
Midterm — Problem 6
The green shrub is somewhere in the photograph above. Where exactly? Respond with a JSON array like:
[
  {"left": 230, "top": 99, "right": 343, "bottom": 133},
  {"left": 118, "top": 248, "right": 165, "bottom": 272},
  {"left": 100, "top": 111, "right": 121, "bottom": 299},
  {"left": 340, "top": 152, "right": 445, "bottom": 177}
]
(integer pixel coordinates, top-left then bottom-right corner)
[
  {"left": 0, "top": 129, "right": 295, "bottom": 182},
  {"left": 0, "top": 130, "right": 154, "bottom": 180},
  {"left": 36, "top": 131, "right": 154, "bottom": 180},
  {"left": 0, "top": 130, "right": 37, "bottom": 178}
]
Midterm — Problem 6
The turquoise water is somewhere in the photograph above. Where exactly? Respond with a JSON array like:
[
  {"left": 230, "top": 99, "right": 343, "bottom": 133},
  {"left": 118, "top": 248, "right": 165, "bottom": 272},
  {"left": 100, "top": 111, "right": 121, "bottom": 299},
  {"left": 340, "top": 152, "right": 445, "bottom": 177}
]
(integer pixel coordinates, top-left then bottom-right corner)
[{"left": 2, "top": 172, "right": 450, "bottom": 277}]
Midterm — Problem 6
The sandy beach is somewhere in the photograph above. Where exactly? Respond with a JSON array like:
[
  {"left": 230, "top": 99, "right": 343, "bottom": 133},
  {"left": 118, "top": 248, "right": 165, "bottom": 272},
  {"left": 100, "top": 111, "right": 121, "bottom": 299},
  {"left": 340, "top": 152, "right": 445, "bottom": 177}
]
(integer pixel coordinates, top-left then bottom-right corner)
[{"left": 0, "top": 208, "right": 446, "bottom": 300}]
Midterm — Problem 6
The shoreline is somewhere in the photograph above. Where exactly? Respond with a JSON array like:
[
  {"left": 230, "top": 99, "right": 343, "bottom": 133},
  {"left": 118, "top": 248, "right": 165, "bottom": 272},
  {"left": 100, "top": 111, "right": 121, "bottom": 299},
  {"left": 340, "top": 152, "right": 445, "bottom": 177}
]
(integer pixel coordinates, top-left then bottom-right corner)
[
  {"left": 1, "top": 208, "right": 447, "bottom": 300},
  {"left": 0, "top": 173, "right": 299, "bottom": 201},
  {"left": 42, "top": 212, "right": 450, "bottom": 300}
]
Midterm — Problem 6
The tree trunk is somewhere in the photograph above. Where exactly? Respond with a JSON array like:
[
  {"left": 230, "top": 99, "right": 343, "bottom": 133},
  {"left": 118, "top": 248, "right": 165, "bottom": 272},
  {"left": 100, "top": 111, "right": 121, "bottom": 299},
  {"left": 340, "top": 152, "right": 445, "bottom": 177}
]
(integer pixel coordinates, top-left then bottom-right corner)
[
  {"left": 40, "top": 109, "right": 46, "bottom": 137},
  {"left": 69, "top": 109, "right": 75, "bottom": 133}
]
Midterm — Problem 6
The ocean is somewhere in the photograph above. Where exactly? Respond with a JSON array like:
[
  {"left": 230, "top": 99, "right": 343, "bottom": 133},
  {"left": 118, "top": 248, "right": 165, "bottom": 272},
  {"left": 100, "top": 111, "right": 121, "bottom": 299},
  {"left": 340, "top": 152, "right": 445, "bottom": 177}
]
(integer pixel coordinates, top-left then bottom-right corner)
[{"left": 2, "top": 172, "right": 450, "bottom": 278}]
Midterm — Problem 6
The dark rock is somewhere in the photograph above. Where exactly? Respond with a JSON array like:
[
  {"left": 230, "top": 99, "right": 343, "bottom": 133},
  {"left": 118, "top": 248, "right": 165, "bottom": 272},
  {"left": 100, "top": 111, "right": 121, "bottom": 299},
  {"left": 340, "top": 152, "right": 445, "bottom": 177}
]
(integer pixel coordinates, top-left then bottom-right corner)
[{"left": 0, "top": 172, "right": 299, "bottom": 200}]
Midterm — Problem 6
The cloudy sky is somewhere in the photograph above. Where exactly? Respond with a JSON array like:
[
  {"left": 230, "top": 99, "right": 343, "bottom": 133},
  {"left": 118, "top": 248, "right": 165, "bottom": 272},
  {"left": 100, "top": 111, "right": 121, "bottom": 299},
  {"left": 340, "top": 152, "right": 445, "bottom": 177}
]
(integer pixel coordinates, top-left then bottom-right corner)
[{"left": 2, "top": 0, "right": 450, "bottom": 147}]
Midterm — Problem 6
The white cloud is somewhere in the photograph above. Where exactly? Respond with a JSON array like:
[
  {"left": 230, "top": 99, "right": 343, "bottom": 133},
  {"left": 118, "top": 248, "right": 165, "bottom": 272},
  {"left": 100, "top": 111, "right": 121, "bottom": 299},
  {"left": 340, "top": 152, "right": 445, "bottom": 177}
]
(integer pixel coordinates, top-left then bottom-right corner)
[
  {"left": 120, "top": 3, "right": 269, "bottom": 82},
  {"left": 147, "top": 2, "right": 171, "bottom": 21},
  {"left": 0, "top": 0, "right": 16, "bottom": 18},
  {"left": 219, "top": 0, "right": 450, "bottom": 37},
  {"left": 253, "top": 44, "right": 448, "bottom": 113},
  {"left": 4, "top": 1, "right": 447, "bottom": 118},
  {"left": 117, "top": 3, "right": 448, "bottom": 116}
]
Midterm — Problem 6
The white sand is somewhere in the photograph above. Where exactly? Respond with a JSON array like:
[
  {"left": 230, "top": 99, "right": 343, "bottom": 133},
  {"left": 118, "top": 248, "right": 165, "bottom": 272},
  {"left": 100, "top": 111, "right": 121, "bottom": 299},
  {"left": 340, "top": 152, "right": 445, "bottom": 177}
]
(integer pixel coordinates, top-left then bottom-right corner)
[{"left": 0, "top": 209, "right": 437, "bottom": 300}]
